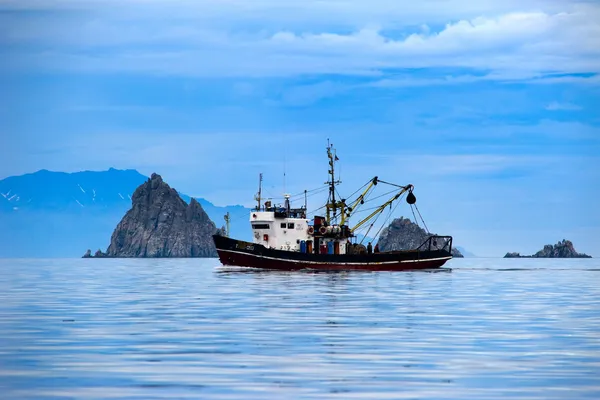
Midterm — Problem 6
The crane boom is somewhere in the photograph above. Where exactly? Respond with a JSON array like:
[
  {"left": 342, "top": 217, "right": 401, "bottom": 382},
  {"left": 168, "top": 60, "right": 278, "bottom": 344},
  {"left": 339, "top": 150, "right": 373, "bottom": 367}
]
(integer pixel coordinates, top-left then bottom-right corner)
[
  {"left": 350, "top": 185, "right": 412, "bottom": 233},
  {"left": 344, "top": 177, "right": 378, "bottom": 220}
]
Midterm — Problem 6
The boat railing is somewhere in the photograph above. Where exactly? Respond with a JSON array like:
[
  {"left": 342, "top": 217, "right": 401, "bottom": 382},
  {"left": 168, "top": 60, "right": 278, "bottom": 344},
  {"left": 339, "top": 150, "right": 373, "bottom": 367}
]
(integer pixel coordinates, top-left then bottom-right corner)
[{"left": 417, "top": 235, "right": 453, "bottom": 253}]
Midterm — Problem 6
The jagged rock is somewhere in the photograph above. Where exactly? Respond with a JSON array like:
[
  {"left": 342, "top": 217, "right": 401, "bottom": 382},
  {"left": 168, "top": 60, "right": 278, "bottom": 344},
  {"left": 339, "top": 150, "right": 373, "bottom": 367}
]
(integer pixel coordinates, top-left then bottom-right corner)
[
  {"left": 94, "top": 249, "right": 106, "bottom": 258},
  {"left": 451, "top": 248, "right": 464, "bottom": 258},
  {"left": 82, "top": 248, "right": 107, "bottom": 258},
  {"left": 377, "top": 217, "right": 463, "bottom": 257},
  {"left": 504, "top": 239, "right": 591, "bottom": 258},
  {"left": 105, "top": 173, "right": 219, "bottom": 257},
  {"left": 504, "top": 252, "right": 522, "bottom": 258}
]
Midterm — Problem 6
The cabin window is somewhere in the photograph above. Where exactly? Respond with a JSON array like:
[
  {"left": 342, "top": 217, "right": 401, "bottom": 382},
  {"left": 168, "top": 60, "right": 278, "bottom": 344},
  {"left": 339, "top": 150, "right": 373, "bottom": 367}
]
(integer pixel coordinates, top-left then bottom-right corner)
[
  {"left": 280, "top": 223, "right": 286, "bottom": 228},
  {"left": 252, "top": 224, "right": 270, "bottom": 230},
  {"left": 287, "top": 223, "right": 295, "bottom": 229}
]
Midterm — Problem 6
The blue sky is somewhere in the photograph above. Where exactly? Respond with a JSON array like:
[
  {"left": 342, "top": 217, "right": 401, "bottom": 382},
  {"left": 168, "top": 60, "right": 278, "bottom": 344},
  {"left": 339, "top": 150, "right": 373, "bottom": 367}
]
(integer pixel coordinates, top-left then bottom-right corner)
[{"left": 1, "top": 0, "right": 599, "bottom": 256}]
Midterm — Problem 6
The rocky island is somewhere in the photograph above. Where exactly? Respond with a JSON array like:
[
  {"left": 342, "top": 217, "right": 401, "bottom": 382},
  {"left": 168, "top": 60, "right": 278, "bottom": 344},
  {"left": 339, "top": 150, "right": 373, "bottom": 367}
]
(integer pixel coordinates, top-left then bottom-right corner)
[
  {"left": 377, "top": 217, "right": 464, "bottom": 258},
  {"left": 84, "top": 173, "right": 221, "bottom": 258},
  {"left": 504, "top": 239, "right": 591, "bottom": 258}
]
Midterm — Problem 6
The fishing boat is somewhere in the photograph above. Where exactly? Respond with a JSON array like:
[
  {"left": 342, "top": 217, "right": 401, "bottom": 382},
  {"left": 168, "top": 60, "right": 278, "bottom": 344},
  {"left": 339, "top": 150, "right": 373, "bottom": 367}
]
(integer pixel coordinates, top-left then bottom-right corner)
[{"left": 212, "top": 142, "right": 453, "bottom": 271}]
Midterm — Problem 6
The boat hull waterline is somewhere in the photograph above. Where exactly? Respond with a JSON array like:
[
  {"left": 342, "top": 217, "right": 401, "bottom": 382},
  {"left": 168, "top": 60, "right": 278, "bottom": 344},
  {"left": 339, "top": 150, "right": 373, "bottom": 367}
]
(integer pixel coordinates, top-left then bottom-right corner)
[{"left": 213, "top": 235, "right": 452, "bottom": 271}]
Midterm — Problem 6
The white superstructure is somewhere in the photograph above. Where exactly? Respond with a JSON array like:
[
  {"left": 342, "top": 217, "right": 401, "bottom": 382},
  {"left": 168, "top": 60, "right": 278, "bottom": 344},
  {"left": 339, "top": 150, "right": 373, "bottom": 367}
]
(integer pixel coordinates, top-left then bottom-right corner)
[
  {"left": 250, "top": 211, "right": 310, "bottom": 251},
  {"left": 250, "top": 194, "right": 350, "bottom": 255}
]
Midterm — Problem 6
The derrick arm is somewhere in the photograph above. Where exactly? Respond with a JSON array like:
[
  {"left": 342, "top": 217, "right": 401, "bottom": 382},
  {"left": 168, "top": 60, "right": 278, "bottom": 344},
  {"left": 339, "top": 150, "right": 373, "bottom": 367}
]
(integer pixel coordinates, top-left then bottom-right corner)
[
  {"left": 345, "top": 177, "right": 378, "bottom": 216},
  {"left": 350, "top": 185, "right": 412, "bottom": 233}
]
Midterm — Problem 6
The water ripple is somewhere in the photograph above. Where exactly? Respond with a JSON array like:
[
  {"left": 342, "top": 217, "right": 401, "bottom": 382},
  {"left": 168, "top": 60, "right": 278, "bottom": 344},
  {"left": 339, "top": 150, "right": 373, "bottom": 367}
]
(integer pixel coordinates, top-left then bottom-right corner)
[{"left": 0, "top": 258, "right": 599, "bottom": 399}]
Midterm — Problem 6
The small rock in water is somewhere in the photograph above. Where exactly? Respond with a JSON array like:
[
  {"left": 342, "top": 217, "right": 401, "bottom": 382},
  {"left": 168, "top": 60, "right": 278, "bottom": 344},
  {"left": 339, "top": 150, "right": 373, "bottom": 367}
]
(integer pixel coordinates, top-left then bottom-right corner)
[{"left": 504, "top": 239, "right": 591, "bottom": 258}]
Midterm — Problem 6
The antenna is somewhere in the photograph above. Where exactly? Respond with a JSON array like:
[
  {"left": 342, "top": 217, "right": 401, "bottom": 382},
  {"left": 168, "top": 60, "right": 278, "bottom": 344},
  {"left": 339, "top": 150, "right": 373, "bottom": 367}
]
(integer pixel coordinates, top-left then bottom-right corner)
[
  {"left": 284, "top": 193, "right": 291, "bottom": 214},
  {"left": 223, "top": 212, "right": 230, "bottom": 237},
  {"left": 283, "top": 133, "right": 287, "bottom": 195},
  {"left": 255, "top": 173, "right": 263, "bottom": 211},
  {"left": 284, "top": 149, "right": 287, "bottom": 194},
  {"left": 304, "top": 189, "right": 307, "bottom": 211},
  {"left": 325, "top": 140, "right": 342, "bottom": 225}
]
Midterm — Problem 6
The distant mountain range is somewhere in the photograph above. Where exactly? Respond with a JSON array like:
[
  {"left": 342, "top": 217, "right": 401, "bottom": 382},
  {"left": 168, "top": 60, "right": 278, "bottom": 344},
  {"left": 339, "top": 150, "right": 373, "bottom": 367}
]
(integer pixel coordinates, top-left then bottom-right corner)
[
  {"left": 0, "top": 169, "right": 252, "bottom": 257},
  {"left": 455, "top": 246, "right": 476, "bottom": 258},
  {"left": 0, "top": 168, "right": 475, "bottom": 258}
]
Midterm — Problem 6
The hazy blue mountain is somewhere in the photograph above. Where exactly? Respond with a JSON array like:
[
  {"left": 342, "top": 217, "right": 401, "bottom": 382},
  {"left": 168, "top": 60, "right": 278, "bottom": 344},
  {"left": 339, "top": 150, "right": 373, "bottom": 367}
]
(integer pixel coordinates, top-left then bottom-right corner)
[
  {"left": 0, "top": 169, "right": 252, "bottom": 257},
  {"left": 455, "top": 246, "right": 477, "bottom": 258},
  {"left": 0, "top": 168, "right": 469, "bottom": 258},
  {"left": 0, "top": 168, "right": 145, "bottom": 211},
  {"left": 0, "top": 195, "right": 12, "bottom": 212},
  {"left": 179, "top": 194, "right": 251, "bottom": 241}
]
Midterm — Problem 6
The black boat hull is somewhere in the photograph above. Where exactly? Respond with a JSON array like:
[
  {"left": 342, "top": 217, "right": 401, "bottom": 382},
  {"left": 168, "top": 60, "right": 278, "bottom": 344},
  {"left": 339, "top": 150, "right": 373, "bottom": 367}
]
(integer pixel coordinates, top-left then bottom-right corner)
[{"left": 213, "top": 235, "right": 452, "bottom": 271}]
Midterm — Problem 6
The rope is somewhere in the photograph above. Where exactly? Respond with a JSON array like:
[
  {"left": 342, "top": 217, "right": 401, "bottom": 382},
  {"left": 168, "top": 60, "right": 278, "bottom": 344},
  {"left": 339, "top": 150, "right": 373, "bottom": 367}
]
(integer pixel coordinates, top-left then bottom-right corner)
[
  {"left": 376, "top": 179, "right": 409, "bottom": 189},
  {"left": 410, "top": 204, "right": 420, "bottom": 228},
  {"left": 231, "top": 212, "right": 250, "bottom": 222},
  {"left": 330, "top": 187, "right": 396, "bottom": 222},
  {"left": 414, "top": 204, "right": 430, "bottom": 234},
  {"left": 358, "top": 188, "right": 399, "bottom": 206},
  {"left": 306, "top": 203, "right": 327, "bottom": 217},
  {"left": 372, "top": 193, "right": 403, "bottom": 241},
  {"left": 291, "top": 184, "right": 329, "bottom": 198},
  {"left": 228, "top": 184, "right": 330, "bottom": 224},
  {"left": 359, "top": 203, "right": 386, "bottom": 245},
  {"left": 359, "top": 224, "right": 374, "bottom": 245},
  {"left": 344, "top": 178, "right": 374, "bottom": 202},
  {"left": 349, "top": 183, "right": 376, "bottom": 216}
]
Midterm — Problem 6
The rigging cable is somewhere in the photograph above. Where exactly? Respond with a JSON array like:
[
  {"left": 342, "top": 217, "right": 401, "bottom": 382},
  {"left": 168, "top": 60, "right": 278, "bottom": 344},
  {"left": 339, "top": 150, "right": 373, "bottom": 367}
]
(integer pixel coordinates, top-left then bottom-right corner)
[
  {"left": 343, "top": 187, "right": 405, "bottom": 221},
  {"left": 350, "top": 182, "right": 376, "bottom": 216},
  {"left": 356, "top": 191, "right": 405, "bottom": 245},
  {"left": 372, "top": 193, "right": 404, "bottom": 240},
  {"left": 344, "top": 178, "right": 374, "bottom": 202},
  {"left": 267, "top": 184, "right": 329, "bottom": 202},
  {"left": 356, "top": 188, "right": 399, "bottom": 206},
  {"left": 376, "top": 179, "right": 409, "bottom": 189},
  {"left": 410, "top": 204, "right": 420, "bottom": 229},
  {"left": 358, "top": 205, "right": 386, "bottom": 245},
  {"left": 229, "top": 186, "right": 330, "bottom": 224},
  {"left": 306, "top": 204, "right": 328, "bottom": 218},
  {"left": 291, "top": 184, "right": 330, "bottom": 198},
  {"left": 414, "top": 204, "right": 430, "bottom": 234}
]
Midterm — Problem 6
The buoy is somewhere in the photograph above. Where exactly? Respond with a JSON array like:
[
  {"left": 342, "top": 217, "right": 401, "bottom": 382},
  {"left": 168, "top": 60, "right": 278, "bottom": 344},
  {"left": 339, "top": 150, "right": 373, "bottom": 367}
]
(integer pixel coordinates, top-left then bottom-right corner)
[
  {"left": 308, "top": 226, "right": 315, "bottom": 235},
  {"left": 319, "top": 226, "right": 327, "bottom": 235}
]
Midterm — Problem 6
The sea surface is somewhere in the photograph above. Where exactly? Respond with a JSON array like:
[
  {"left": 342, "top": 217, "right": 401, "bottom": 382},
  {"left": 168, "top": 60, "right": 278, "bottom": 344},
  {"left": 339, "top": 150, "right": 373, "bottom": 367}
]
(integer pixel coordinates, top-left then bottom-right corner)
[{"left": 0, "top": 258, "right": 599, "bottom": 399}]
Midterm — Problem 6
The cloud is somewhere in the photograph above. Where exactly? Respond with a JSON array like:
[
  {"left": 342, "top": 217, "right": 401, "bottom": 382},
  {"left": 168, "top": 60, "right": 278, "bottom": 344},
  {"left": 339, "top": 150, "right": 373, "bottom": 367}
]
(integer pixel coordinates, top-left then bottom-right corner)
[
  {"left": 263, "top": 11, "right": 600, "bottom": 75},
  {"left": 545, "top": 101, "right": 582, "bottom": 111},
  {"left": 0, "top": 1, "right": 598, "bottom": 80},
  {"left": 368, "top": 75, "right": 482, "bottom": 87},
  {"left": 0, "top": 1, "right": 577, "bottom": 25}
]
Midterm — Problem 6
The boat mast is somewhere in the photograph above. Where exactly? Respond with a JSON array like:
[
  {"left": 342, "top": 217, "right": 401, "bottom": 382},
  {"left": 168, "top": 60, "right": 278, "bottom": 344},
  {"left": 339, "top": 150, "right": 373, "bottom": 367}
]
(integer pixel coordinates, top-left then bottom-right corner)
[
  {"left": 255, "top": 173, "right": 263, "bottom": 211},
  {"left": 223, "top": 212, "right": 230, "bottom": 237},
  {"left": 304, "top": 189, "right": 307, "bottom": 212},
  {"left": 325, "top": 141, "right": 343, "bottom": 224}
]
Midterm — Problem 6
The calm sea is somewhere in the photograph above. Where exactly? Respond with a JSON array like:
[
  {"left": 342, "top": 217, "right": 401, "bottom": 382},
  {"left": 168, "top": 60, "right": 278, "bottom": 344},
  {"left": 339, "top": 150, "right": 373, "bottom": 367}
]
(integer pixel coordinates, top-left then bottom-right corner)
[{"left": 0, "top": 258, "right": 599, "bottom": 399}]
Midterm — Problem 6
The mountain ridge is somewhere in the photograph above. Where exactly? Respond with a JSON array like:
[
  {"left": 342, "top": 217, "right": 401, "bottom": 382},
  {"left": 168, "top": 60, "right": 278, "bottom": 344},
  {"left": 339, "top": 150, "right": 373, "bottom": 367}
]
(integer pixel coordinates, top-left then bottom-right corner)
[
  {"left": 0, "top": 169, "right": 252, "bottom": 257},
  {"left": 102, "top": 173, "right": 220, "bottom": 258},
  {"left": 1, "top": 168, "right": 473, "bottom": 258}
]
